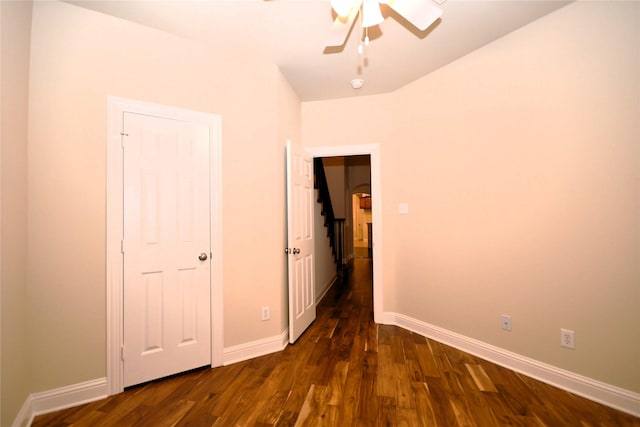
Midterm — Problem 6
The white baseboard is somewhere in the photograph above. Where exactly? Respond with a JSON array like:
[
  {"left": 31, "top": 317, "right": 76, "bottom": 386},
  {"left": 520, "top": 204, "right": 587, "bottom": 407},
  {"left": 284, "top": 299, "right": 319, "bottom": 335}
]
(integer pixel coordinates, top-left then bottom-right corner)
[
  {"left": 14, "top": 330, "right": 293, "bottom": 426},
  {"left": 16, "top": 314, "right": 637, "bottom": 425},
  {"left": 12, "top": 397, "right": 32, "bottom": 427},
  {"left": 223, "top": 329, "right": 289, "bottom": 366},
  {"left": 383, "top": 312, "right": 640, "bottom": 418},
  {"left": 13, "top": 378, "right": 108, "bottom": 427}
]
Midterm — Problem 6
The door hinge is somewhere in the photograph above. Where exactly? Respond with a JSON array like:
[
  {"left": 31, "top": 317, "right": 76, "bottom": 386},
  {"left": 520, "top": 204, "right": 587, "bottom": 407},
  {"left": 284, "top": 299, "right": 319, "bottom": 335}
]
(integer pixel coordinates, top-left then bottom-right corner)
[
  {"left": 121, "top": 345, "right": 125, "bottom": 361},
  {"left": 121, "top": 239, "right": 125, "bottom": 254},
  {"left": 120, "top": 132, "right": 128, "bottom": 148}
]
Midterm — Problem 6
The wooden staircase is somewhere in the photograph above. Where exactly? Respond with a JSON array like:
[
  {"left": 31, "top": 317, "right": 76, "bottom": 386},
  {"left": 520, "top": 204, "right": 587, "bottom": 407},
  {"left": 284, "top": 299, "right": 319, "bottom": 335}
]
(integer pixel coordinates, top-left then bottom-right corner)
[{"left": 313, "top": 158, "right": 345, "bottom": 275}]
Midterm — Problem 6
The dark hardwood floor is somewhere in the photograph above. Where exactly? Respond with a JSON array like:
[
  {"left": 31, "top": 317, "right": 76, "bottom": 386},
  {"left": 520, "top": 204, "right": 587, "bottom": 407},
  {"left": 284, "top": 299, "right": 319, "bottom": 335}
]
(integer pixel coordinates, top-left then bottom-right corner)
[{"left": 33, "top": 256, "right": 639, "bottom": 426}]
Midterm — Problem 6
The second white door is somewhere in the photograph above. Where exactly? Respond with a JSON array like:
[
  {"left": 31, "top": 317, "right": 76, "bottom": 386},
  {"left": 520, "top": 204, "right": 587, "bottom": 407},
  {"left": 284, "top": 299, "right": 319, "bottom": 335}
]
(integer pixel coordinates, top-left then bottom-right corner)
[
  {"left": 122, "top": 112, "right": 212, "bottom": 387},
  {"left": 286, "top": 140, "right": 316, "bottom": 344}
]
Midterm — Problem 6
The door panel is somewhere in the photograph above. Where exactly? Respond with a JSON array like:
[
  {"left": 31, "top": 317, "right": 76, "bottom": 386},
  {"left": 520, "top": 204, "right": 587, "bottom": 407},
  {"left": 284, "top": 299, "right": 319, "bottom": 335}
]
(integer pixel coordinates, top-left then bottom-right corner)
[
  {"left": 286, "top": 140, "right": 316, "bottom": 344},
  {"left": 123, "top": 112, "right": 211, "bottom": 387}
]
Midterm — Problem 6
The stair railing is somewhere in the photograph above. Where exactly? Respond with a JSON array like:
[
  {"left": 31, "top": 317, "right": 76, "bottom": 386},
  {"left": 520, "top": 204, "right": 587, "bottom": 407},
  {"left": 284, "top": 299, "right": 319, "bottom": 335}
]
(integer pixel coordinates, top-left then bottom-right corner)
[{"left": 313, "top": 158, "right": 345, "bottom": 273}]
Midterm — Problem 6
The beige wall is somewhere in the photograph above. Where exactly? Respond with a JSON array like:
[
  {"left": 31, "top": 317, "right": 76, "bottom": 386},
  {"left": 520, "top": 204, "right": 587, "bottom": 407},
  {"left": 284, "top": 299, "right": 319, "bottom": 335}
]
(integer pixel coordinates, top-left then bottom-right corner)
[
  {"left": 1, "top": 1, "right": 33, "bottom": 424},
  {"left": 277, "top": 71, "right": 302, "bottom": 331},
  {"left": 322, "top": 157, "right": 347, "bottom": 218},
  {"left": 347, "top": 157, "right": 371, "bottom": 194},
  {"left": 26, "top": 0, "right": 294, "bottom": 395},
  {"left": 302, "top": 1, "right": 639, "bottom": 393}
]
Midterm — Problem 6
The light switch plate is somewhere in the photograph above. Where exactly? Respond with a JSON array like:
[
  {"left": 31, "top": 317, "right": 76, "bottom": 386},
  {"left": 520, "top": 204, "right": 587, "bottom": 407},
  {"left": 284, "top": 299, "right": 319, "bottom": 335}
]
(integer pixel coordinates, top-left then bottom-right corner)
[{"left": 398, "top": 203, "right": 409, "bottom": 215}]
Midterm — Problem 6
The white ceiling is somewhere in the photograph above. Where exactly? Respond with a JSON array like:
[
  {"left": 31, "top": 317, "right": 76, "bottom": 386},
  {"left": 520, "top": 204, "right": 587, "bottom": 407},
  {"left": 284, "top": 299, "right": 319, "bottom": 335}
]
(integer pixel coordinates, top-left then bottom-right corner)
[{"left": 66, "top": 0, "right": 571, "bottom": 102}]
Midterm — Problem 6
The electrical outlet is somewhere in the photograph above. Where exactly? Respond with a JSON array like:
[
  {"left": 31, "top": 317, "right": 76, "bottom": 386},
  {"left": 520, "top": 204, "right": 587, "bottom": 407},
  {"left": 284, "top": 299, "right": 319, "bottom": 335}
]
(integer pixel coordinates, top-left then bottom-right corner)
[
  {"left": 261, "top": 306, "right": 270, "bottom": 321},
  {"left": 560, "top": 328, "right": 575, "bottom": 349},
  {"left": 501, "top": 314, "right": 512, "bottom": 332}
]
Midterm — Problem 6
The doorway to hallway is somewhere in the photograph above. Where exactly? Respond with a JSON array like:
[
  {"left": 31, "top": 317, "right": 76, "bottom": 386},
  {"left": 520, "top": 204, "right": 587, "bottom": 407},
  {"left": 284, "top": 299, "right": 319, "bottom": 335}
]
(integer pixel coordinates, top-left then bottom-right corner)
[
  {"left": 306, "top": 144, "right": 383, "bottom": 324},
  {"left": 352, "top": 191, "right": 372, "bottom": 260}
]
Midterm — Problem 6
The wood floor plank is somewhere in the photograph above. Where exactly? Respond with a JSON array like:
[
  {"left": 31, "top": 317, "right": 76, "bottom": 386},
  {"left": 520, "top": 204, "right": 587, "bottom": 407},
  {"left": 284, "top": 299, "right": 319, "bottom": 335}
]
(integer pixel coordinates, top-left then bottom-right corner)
[
  {"left": 139, "top": 399, "right": 196, "bottom": 427},
  {"left": 484, "top": 392, "right": 533, "bottom": 427},
  {"left": 415, "top": 341, "right": 442, "bottom": 378},
  {"left": 326, "top": 360, "right": 349, "bottom": 405},
  {"left": 256, "top": 350, "right": 312, "bottom": 425},
  {"left": 396, "top": 406, "right": 422, "bottom": 427},
  {"left": 38, "top": 400, "right": 103, "bottom": 426},
  {"left": 234, "top": 360, "right": 293, "bottom": 426},
  {"left": 277, "top": 362, "right": 318, "bottom": 422},
  {"left": 293, "top": 384, "right": 317, "bottom": 427},
  {"left": 458, "top": 382, "right": 501, "bottom": 426},
  {"left": 465, "top": 363, "right": 499, "bottom": 393},
  {"left": 450, "top": 397, "right": 477, "bottom": 427},
  {"left": 426, "top": 376, "right": 470, "bottom": 426},
  {"left": 32, "top": 257, "right": 640, "bottom": 427},
  {"left": 390, "top": 335, "right": 406, "bottom": 364},
  {"left": 65, "top": 410, "right": 107, "bottom": 427},
  {"left": 376, "top": 344, "right": 397, "bottom": 398},
  {"left": 393, "top": 362, "right": 415, "bottom": 409},
  {"left": 411, "top": 382, "right": 438, "bottom": 426},
  {"left": 377, "top": 396, "right": 397, "bottom": 426},
  {"left": 175, "top": 400, "right": 219, "bottom": 427},
  {"left": 338, "top": 345, "right": 363, "bottom": 426},
  {"left": 357, "top": 351, "right": 379, "bottom": 426},
  {"left": 207, "top": 365, "right": 260, "bottom": 419},
  {"left": 406, "top": 358, "right": 425, "bottom": 383},
  {"left": 366, "top": 323, "right": 379, "bottom": 353}
]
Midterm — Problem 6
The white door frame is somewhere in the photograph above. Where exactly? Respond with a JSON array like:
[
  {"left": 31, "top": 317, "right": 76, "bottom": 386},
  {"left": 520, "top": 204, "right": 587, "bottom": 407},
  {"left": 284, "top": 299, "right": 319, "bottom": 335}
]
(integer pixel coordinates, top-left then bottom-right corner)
[
  {"left": 106, "top": 96, "right": 223, "bottom": 395},
  {"left": 306, "top": 144, "right": 383, "bottom": 324}
]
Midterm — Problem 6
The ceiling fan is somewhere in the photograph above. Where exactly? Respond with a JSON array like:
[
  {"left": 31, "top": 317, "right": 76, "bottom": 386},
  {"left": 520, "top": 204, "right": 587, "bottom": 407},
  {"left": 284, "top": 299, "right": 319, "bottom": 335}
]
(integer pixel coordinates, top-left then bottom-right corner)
[{"left": 325, "top": 0, "right": 443, "bottom": 48}]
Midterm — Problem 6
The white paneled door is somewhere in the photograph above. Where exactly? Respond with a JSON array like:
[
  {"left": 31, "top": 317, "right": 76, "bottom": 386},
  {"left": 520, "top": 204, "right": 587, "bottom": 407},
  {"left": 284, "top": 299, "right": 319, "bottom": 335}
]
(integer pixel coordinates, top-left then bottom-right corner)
[
  {"left": 123, "top": 112, "right": 211, "bottom": 387},
  {"left": 286, "top": 140, "right": 316, "bottom": 344}
]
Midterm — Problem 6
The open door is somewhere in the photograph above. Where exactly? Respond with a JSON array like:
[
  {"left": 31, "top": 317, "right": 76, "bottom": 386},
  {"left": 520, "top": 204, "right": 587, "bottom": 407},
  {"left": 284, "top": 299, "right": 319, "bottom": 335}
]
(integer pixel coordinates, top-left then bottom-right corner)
[{"left": 286, "top": 140, "right": 316, "bottom": 343}]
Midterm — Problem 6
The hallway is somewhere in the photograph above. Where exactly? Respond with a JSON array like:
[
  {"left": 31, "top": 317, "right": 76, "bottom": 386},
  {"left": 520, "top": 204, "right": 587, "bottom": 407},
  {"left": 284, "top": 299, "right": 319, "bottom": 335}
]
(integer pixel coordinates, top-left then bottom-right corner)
[{"left": 33, "top": 257, "right": 639, "bottom": 426}]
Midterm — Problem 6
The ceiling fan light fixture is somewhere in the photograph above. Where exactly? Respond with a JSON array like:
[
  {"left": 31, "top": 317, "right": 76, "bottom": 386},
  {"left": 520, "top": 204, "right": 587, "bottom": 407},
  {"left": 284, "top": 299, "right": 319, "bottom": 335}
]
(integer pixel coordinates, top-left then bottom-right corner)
[
  {"left": 362, "top": 0, "right": 384, "bottom": 28},
  {"left": 331, "top": 0, "right": 354, "bottom": 17}
]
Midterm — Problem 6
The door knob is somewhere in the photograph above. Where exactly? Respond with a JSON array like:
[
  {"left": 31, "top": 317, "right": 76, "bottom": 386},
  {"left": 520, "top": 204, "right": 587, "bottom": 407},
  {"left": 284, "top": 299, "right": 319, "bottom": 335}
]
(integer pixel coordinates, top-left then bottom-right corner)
[{"left": 198, "top": 252, "right": 208, "bottom": 261}]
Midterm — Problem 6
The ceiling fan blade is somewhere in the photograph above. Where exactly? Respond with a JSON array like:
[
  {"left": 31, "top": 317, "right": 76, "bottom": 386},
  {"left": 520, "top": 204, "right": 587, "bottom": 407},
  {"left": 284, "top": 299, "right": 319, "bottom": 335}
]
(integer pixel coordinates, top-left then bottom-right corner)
[
  {"left": 386, "top": 0, "right": 442, "bottom": 31},
  {"left": 324, "top": 2, "right": 361, "bottom": 48}
]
